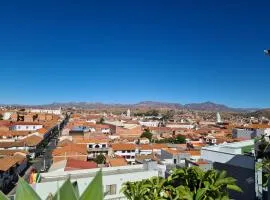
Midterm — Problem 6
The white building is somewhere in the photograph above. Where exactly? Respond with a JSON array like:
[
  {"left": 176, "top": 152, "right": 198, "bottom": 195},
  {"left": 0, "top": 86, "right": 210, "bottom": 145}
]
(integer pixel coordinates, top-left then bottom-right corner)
[
  {"left": 87, "top": 140, "right": 110, "bottom": 159},
  {"left": 139, "top": 121, "right": 160, "bottom": 127},
  {"left": 9, "top": 123, "right": 43, "bottom": 131},
  {"left": 166, "top": 123, "right": 195, "bottom": 129},
  {"left": 200, "top": 140, "right": 256, "bottom": 200},
  {"left": 28, "top": 162, "right": 163, "bottom": 200},
  {"left": 28, "top": 108, "right": 61, "bottom": 115},
  {"left": 201, "top": 140, "right": 254, "bottom": 166},
  {"left": 111, "top": 144, "right": 138, "bottom": 164},
  {"left": 2, "top": 112, "right": 12, "bottom": 120},
  {"left": 126, "top": 109, "right": 131, "bottom": 118},
  {"left": 101, "top": 128, "right": 111, "bottom": 134}
]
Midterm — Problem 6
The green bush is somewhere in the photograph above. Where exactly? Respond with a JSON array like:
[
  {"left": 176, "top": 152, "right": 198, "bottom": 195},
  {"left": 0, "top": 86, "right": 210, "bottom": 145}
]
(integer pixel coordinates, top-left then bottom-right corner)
[{"left": 122, "top": 167, "right": 242, "bottom": 200}]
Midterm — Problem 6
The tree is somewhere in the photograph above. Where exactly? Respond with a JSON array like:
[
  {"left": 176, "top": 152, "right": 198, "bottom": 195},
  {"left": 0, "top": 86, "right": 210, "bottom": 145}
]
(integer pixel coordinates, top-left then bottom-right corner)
[
  {"left": 99, "top": 117, "right": 105, "bottom": 124},
  {"left": 175, "top": 135, "right": 186, "bottom": 144},
  {"left": 162, "top": 110, "right": 175, "bottom": 121},
  {"left": 146, "top": 109, "right": 159, "bottom": 117},
  {"left": 140, "top": 130, "right": 153, "bottom": 141},
  {"left": 94, "top": 154, "right": 106, "bottom": 164},
  {"left": 0, "top": 113, "right": 3, "bottom": 120}
]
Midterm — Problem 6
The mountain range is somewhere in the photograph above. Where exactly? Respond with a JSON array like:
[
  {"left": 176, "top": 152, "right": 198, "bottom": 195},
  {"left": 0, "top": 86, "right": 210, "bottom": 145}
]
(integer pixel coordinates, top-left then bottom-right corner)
[{"left": 15, "top": 101, "right": 259, "bottom": 112}]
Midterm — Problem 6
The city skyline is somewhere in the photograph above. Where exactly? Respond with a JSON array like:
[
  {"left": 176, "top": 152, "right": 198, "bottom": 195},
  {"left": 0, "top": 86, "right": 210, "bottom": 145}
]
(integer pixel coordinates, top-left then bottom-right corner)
[{"left": 0, "top": 1, "right": 270, "bottom": 107}]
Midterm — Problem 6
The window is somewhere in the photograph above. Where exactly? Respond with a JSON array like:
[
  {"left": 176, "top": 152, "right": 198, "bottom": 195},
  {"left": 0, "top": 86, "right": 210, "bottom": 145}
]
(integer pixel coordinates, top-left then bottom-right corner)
[
  {"left": 89, "top": 145, "right": 93, "bottom": 148},
  {"left": 132, "top": 150, "right": 135, "bottom": 152},
  {"left": 33, "top": 126, "right": 35, "bottom": 129},
  {"left": 126, "top": 155, "right": 131, "bottom": 159},
  {"left": 102, "top": 144, "right": 106, "bottom": 148},
  {"left": 127, "top": 150, "right": 131, "bottom": 153},
  {"left": 26, "top": 126, "right": 29, "bottom": 129},
  {"left": 131, "top": 156, "right": 135, "bottom": 159},
  {"left": 106, "top": 184, "right": 116, "bottom": 195},
  {"left": 122, "top": 150, "right": 125, "bottom": 153}
]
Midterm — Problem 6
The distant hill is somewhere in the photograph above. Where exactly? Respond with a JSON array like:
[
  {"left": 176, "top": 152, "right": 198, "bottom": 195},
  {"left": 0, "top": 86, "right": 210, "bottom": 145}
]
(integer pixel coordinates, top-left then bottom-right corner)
[
  {"left": 4, "top": 101, "right": 259, "bottom": 112},
  {"left": 246, "top": 109, "right": 270, "bottom": 119},
  {"left": 184, "top": 101, "right": 231, "bottom": 111},
  {"left": 134, "top": 101, "right": 183, "bottom": 109}
]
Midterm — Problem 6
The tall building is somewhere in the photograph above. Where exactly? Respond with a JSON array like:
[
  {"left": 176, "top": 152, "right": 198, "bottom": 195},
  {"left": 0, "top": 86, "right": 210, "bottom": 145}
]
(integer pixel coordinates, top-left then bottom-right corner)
[
  {"left": 216, "top": 112, "right": 222, "bottom": 123},
  {"left": 127, "top": 109, "right": 131, "bottom": 118}
]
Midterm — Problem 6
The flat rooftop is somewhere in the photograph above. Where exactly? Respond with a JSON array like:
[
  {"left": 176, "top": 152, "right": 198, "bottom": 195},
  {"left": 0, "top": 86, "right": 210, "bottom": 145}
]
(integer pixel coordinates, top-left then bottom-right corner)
[
  {"left": 41, "top": 164, "right": 151, "bottom": 183},
  {"left": 201, "top": 140, "right": 254, "bottom": 154}
]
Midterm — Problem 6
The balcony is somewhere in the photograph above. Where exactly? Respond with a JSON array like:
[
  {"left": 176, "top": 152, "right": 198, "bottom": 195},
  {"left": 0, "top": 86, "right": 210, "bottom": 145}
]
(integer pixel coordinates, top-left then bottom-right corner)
[{"left": 87, "top": 148, "right": 109, "bottom": 152}]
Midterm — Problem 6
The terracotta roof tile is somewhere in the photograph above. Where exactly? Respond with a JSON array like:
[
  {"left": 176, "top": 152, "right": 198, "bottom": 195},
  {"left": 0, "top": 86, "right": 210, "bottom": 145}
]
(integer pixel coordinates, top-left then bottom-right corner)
[
  {"left": 108, "top": 157, "right": 128, "bottom": 167},
  {"left": 111, "top": 143, "right": 136, "bottom": 151},
  {"left": 36, "top": 128, "right": 48, "bottom": 134},
  {"left": 23, "top": 135, "right": 43, "bottom": 146},
  {"left": 0, "top": 150, "right": 28, "bottom": 156},
  {"left": 162, "top": 148, "right": 182, "bottom": 155},
  {"left": 53, "top": 144, "right": 87, "bottom": 156},
  {"left": 186, "top": 150, "right": 201, "bottom": 156},
  {"left": 0, "top": 154, "right": 26, "bottom": 171},
  {"left": 0, "top": 141, "right": 25, "bottom": 148},
  {"left": 0, "top": 131, "right": 30, "bottom": 137},
  {"left": 65, "top": 159, "right": 97, "bottom": 171}
]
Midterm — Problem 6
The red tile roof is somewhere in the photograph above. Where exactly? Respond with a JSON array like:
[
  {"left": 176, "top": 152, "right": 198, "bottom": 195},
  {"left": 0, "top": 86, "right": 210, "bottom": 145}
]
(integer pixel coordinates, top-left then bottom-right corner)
[
  {"left": 0, "top": 131, "right": 30, "bottom": 137},
  {"left": 0, "top": 154, "right": 26, "bottom": 171},
  {"left": 37, "top": 128, "right": 48, "bottom": 134},
  {"left": 107, "top": 157, "right": 128, "bottom": 167},
  {"left": 11, "top": 122, "right": 43, "bottom": 126},
  {"left": 23, "top": 135, "right": 43, "bottom": 146},
  {"left": 65, "top": 159, "right": 97, "bottom": 171},
  {"left": 111, "top": 143, "right": 136, "bottom": 151},
  {"left": 53, "top": 144, "right": 87, "bottom": 156},
  {"left": 0, "top": 150, "right": 28, "bottom": 156}
]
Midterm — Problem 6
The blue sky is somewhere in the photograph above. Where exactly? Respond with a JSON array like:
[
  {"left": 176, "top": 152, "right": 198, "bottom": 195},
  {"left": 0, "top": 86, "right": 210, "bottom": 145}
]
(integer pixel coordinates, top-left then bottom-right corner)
[{"left": 0, "top": 0, "right": 270, "bottom": 107}]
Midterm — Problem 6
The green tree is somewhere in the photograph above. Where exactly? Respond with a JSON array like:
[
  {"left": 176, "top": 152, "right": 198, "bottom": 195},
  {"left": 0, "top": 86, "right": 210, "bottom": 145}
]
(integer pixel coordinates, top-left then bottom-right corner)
[
  {"left": 0, "top": 113, "right": 3, "bottom": 120},
  {"left": 99, "top": 117, "right": 105, "bottom": 124},
  {"left": 175, "top": 135, "right": 186, "bottom": 144},
  {"left": 146, "top": 110, "right": 159, "bottom": 116},
  {"left": 162, "top": 110, "right": 175, "bottom": 121},
  {"left": 140, "top": 130, "right": 153, "bottom": 141},
  {"left": 94, "top": 154, "right": 106, "bottom": 164}
]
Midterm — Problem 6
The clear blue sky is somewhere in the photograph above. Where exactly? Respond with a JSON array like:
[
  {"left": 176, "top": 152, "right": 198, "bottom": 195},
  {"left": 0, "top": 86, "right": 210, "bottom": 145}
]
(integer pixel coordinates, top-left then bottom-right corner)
[{"left": 0, "top": 0, "right": 269, "bottom": 107}]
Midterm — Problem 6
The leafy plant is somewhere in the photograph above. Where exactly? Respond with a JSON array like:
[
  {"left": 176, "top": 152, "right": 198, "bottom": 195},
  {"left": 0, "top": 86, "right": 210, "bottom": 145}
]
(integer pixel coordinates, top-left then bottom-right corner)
[
  {"left": 1, "top": 170, "right": 103, "bottom": 200},
  {"left": 122, "top": 167, "right": 242, "bottom": 200}
]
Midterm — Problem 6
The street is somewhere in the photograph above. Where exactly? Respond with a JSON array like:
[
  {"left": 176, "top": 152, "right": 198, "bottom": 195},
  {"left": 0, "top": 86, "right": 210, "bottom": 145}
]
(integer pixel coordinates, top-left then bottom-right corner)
[
  {"left": 32, "top": 138, "right": 57, "bottom": 172},
  {"left": 7, "top": 116, "right": 69, "bottom": 197}
]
